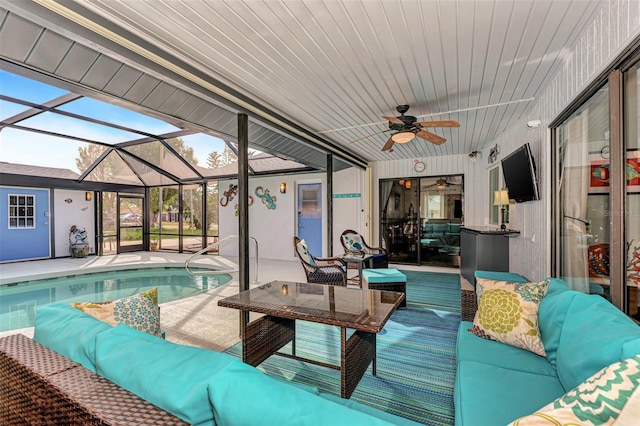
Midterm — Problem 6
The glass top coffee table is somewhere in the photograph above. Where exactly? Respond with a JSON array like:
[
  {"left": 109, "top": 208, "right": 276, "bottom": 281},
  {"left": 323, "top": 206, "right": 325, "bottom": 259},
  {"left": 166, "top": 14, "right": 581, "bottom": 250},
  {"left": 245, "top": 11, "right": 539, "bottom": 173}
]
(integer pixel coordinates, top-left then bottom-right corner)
[{"left": 218, "top": 280, "right": 404, "bottom": 398}]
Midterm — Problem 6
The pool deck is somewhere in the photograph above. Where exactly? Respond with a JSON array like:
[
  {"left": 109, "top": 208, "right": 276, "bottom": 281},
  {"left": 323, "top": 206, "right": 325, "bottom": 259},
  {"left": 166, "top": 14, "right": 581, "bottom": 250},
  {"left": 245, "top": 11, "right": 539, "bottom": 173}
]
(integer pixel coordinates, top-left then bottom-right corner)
[{"left": 0, "top": 253, "right": 457, "bottom": 351}]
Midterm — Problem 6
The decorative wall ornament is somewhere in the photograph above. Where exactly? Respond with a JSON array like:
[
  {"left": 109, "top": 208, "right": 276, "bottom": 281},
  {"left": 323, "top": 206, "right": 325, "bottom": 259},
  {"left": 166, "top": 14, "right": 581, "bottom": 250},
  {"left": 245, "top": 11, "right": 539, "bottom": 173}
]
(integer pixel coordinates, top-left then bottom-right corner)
[
  {"left": 488, "top": 144, "right": 500, "bottom": 164},
  {"left": 64, "top": 198, "right": 73, "bottom": 203},
  {"left": 255, "top": 186, "right": 277, "bottom": 209},
  {"left": 220, "top": 184, "right": 238, "bottom": 206}
]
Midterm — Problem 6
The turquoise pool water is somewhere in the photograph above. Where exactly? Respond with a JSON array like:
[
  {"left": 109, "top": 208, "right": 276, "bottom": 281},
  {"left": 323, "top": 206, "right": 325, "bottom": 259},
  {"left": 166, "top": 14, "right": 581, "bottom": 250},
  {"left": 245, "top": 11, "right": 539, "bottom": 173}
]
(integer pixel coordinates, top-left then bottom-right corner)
[{"left": 0, "top": 267, "right": 232, "bottom": 332}]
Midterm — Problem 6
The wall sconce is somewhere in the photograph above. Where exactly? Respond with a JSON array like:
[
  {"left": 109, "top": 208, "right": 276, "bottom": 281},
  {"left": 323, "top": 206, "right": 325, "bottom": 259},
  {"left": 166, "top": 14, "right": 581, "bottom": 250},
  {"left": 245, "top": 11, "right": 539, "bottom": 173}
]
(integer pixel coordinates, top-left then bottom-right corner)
[
  {"left": 85, "top": 192, "right": 93, "bottom": 201},
  {"left": 399, "top": 179, "right": 405, "bottom": 186},
  {"left": 279, "top": 183, "right": 286, "bottom": 194},
  {"left": 281, "top": 283, "right": 288, "bottom": 295},
  {"left": 468, "top": 151, "right": 480, "bottom": 162},
  {"left": 405, "top": 180, "right": 412, "bottom": 189}
]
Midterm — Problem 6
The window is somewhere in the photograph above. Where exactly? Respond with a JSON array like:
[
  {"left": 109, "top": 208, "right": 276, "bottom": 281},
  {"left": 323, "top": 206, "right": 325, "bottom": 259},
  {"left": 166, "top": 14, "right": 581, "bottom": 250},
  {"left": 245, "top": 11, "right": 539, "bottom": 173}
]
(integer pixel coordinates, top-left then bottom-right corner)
[{"left": 8, "top": 194, "right": 35, "bottom": 228}]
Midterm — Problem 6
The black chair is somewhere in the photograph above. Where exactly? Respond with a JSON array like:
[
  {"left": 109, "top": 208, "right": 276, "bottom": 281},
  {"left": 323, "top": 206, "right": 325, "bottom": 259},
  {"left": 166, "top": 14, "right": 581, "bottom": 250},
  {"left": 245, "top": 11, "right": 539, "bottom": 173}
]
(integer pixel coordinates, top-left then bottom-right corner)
[{"left": 293, "top": 236, "right": 347, "bottom": 286}]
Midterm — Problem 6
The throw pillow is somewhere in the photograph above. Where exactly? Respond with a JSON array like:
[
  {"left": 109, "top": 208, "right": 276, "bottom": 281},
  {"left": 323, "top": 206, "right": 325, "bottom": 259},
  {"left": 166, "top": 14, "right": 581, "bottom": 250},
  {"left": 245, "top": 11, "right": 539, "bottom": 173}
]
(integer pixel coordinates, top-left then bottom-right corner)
[
  {"left": 509, "top": 355, "right": 640, "bottom": 425},
  {"left": 342, "top": 233, "right": 365, "bottom": 252},
  {"left": 470, "top": 279, "right": 550, "bottom": 356},
  {"left": 296, "top": 239, "right": 315, "bottom": 265},
  {"left": 71, "top": 287, "right": 162, "bottom": 337}
]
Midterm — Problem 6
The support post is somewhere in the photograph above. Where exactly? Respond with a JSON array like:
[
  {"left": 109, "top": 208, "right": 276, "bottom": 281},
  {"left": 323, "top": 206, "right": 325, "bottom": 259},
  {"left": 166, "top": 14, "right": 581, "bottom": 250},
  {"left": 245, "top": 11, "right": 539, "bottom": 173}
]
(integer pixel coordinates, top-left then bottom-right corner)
[{"left": 238, "top": 113, "right": 250, "bottom": 330}]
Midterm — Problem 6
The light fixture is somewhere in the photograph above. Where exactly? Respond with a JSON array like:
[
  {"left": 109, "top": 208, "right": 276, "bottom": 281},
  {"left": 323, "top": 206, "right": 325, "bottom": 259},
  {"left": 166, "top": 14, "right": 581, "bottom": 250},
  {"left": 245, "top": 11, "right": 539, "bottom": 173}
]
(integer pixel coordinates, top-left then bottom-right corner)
[
  {"left": 391, "top": 132, "right": 415, "bottom": 144},
  {"left": 85, "top": 192, "right": 93, "bottom": 201},
  {"left": 437, "top": 183, "right": 447, "bottom": 190},
  {"left": 281, "top": 283, "right": 288, "bottom": 295},
  {"left": 399, "top": 179, "right": 405, "bottom": 185},
  {"left": 405, "top": 180, "right": 412, "bottom": 189},
  {"left": 494, "top": 190, "right": 510, "bottom": 231},
  {"left": 468, "top": 151, "right": 480, "bottom": 162},
  {"left": 527, "top": 119, "right": 542, "bottom": 129},
  {"left": 279, "top": 182, "right": 286, "bottom": 193}
]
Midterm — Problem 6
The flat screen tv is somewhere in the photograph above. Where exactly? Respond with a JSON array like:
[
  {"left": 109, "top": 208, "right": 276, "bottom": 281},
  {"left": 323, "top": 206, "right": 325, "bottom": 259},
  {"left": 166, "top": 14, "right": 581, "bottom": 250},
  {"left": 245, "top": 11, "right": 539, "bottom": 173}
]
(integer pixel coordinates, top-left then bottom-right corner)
[{"left": 501, "top": 143, "right": 540, "bottom": 203}]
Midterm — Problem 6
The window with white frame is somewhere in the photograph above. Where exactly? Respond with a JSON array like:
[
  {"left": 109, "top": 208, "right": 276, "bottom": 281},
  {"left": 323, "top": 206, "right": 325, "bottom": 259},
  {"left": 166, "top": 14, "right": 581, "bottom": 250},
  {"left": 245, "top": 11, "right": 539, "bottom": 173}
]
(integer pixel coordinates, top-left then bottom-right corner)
[{"left": 8, "top": 194, "right": 35, "bottom": 229}]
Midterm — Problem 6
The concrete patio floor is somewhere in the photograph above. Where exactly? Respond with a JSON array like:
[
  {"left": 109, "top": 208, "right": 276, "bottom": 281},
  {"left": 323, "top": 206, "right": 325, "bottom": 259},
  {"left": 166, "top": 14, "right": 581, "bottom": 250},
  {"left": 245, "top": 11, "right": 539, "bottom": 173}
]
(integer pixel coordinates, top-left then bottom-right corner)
[{"left": 0, "top": 252, "right": 458, "bottom": 351}]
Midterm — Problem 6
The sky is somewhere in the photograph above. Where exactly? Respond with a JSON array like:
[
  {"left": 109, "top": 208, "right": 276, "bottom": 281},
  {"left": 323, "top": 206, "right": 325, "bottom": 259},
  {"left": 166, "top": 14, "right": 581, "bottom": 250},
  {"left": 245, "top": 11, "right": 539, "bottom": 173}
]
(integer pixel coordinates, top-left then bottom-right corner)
[{"left": 0, "top": 71, "right": 228, "bottom": 173}]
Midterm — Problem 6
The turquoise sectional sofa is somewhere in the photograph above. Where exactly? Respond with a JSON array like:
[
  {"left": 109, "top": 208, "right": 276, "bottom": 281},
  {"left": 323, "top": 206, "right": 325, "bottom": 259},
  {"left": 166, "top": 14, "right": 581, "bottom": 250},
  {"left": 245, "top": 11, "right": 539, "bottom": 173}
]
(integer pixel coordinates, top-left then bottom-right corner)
[
  {"left": 454, "top": 271, "right": 640, "bottom": 425},
  {"left": 33, "top": 303, "right": 419, "bottom": 426}
]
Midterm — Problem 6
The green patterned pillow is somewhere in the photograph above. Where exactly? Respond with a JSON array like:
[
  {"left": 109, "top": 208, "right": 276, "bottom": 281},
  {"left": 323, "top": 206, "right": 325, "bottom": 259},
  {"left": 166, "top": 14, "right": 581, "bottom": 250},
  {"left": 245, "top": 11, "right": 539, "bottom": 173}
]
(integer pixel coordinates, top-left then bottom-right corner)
[
  {"left": 71, "top": 287, "right": 162, "bottom": 338},
  {"left": 470, "top": 279, "right": 550, "bottom": 356},
  {"left": 509, "top": 355, "right": 640, "bottom": 425}
]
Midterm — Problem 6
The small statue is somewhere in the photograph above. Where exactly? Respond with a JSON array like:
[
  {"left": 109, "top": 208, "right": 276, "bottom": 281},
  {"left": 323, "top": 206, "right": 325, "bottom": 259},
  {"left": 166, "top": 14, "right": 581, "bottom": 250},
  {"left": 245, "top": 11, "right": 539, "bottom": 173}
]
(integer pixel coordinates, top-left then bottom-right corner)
[{"left": 69, "top": 225, "right": 90, "bottom": 257}]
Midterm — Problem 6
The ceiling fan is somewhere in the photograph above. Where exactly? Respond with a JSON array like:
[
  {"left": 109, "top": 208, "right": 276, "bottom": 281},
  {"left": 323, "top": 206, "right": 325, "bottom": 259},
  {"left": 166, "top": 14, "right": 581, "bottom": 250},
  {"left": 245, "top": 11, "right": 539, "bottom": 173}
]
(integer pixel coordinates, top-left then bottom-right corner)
[
  {"left": 353, "top": 105, "right": 460, "bottom": 151},
  {"left": 426, "top": 178, "right": 452, "bottom": 190}
]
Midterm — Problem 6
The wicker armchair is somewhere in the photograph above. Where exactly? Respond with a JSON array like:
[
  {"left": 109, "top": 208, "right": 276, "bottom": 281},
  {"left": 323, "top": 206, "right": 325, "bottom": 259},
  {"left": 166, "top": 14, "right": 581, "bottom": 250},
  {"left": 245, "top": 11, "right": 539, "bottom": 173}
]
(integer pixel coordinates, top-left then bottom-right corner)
[
  {"left": 340, "top": 229, "right": 388, "bottom": 269},
  {"left": 293, "top": 236, "right": 347, "bottom": 286}
]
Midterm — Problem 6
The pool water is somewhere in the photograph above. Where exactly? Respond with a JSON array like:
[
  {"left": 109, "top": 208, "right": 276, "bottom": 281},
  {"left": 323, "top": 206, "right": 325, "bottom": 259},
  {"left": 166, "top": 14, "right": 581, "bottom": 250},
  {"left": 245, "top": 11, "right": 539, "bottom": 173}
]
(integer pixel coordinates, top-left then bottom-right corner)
[{"left": 0, "top": 267, "right": 232, "bottom": 332}]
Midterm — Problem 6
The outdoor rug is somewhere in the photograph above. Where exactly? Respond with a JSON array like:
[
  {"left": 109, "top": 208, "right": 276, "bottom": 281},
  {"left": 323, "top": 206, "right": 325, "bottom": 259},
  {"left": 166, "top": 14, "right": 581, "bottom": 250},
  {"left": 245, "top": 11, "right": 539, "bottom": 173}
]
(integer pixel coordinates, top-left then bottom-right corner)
[{"left": 223, "top": 271, "right": 461, "bottom": 425}]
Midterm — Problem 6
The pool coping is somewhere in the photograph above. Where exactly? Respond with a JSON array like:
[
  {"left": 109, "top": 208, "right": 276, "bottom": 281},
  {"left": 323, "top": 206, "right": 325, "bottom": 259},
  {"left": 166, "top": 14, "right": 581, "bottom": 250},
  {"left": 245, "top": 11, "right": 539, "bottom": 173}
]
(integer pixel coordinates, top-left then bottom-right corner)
[{"left": 0, "top": 253, "right": 236, "bottom": 286}]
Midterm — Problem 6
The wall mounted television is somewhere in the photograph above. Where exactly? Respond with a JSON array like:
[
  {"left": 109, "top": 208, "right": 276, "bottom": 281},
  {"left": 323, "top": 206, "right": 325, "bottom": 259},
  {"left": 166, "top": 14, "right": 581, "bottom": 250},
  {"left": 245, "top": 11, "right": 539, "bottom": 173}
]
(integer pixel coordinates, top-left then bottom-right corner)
[{"left": 501, "top": 143, "right": 540, "bottom": 203}]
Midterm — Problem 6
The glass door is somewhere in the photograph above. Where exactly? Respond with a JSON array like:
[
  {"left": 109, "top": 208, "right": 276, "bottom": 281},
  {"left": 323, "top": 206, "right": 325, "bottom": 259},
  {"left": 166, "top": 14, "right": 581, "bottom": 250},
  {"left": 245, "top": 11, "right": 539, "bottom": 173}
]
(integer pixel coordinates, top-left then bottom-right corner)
[
  {"left": 380, "top": 178, "right": 419, "bottom": 264},
  {"left": 624, "top": 61, "right": 640, "bottom": 319},
  {"left": 118, "top": 195, "right": 143, "bottom": 252}
]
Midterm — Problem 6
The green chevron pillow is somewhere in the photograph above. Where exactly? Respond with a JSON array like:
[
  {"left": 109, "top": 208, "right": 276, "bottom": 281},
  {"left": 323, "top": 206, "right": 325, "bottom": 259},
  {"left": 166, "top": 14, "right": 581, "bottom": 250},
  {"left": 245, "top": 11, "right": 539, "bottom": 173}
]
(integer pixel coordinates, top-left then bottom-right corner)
[
  {"left": 470, "top": 279, "right": 550, "bottom": 356},
  {"left": 509, "top": 355, "right": 640, "bottom": 425}
]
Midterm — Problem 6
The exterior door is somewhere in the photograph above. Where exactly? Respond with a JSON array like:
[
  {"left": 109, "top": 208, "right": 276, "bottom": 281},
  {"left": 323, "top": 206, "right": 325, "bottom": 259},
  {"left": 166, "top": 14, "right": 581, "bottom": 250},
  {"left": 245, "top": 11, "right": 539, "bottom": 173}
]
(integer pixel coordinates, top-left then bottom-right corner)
[
  {"left": 297, "top": 183, "right": 322, "bottom": 256},
  {"left": 118, "top": 195, "right": 143, "bottom": 253}
]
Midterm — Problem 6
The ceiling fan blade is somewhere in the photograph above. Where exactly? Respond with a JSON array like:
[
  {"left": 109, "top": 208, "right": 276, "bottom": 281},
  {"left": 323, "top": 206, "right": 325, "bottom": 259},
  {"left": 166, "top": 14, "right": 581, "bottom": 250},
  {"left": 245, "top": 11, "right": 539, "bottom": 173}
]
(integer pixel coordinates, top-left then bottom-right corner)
[
  {"left": 416, "top": 130, "right": 446, "bottom": 145},
  {"left": 348, "top": 129, "right": 390, "bottom": 144},
  {"left": 383, "top": 115, "right": 404, "bottom": 125},
  {"left": 417, "top": 120, "right": 460, "bottom": 128},
  {"left": 381, "top": 136, "right": 395, "bottom": 151}
]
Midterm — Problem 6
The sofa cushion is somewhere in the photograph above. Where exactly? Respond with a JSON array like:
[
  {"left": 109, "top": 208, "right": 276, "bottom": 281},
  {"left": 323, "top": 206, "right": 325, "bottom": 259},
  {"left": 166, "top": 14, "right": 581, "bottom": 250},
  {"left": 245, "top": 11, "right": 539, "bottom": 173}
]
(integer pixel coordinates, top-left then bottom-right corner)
[
  {"left": 342, "top": 233, "right": 365, "bottom": 251},
  {"left": 471, "top": 279, "right": 550, "bottom": 356},
  {"left": 508, "top": 355, "right": 640, "bottom": 426},
  {"left": 33, "top": 303, "right": 112, "bottom": 373},
  {"left": 555, "top": 293, "right": 640, "bottom": 391},
  {"left": 207, "top": 360, "right": 400, "bottom": 426},
  {"left": 454, "top": 360, "right": 565, "bottom": 426},
  {"left": 538, "top": 281, "right": 577, "bottom": 367},
  {"left": 70, "top": 288, "right": 162, "bottom": 337},
  {"left": 457, "top": 322, "right": 557, "bottom": 377},
  {"left": 95, "top": 324, "right": 239, "bottom": 425}
]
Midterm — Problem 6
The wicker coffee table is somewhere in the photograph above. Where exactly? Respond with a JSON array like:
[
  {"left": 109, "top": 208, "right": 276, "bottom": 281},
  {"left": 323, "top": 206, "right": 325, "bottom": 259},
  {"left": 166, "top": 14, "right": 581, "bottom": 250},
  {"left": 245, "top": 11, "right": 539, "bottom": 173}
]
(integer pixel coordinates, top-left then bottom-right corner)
[{"left": 218, "top": 281, "right": 404, "bottom": 398}]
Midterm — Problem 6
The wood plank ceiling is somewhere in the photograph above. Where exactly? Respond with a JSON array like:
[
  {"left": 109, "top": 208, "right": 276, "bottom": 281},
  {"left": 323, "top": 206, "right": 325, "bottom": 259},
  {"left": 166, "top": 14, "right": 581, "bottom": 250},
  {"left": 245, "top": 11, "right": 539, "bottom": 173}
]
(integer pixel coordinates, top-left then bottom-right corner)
[{"left": 2, "top": 0, "right": 601, "bottom": 164}]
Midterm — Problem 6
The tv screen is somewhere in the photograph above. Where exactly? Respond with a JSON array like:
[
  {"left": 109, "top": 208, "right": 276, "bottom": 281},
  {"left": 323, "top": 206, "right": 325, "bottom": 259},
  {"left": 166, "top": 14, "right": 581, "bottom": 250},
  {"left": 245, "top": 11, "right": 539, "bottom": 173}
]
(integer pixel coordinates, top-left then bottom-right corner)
[{"left": 501, "top": 143, "right": 540, "bottom": 203}]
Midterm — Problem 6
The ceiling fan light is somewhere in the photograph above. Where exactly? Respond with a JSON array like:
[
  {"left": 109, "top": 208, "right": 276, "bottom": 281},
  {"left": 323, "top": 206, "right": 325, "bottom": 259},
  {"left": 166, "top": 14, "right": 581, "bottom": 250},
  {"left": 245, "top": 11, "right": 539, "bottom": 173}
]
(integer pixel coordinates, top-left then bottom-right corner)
[
  {"left": 437, "top": 184, "right": 447, "bottom": 190},
  {"left": 391, "top": 132, "right": 415, "bottom": 144}
]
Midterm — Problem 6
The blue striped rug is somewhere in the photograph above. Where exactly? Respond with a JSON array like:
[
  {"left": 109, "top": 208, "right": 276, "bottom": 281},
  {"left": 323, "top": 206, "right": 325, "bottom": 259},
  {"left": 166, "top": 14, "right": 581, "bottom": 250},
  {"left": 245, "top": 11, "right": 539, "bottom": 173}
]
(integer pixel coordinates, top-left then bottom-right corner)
[{"left": 223, "top": 271, "right": 461, "bottom": 425}]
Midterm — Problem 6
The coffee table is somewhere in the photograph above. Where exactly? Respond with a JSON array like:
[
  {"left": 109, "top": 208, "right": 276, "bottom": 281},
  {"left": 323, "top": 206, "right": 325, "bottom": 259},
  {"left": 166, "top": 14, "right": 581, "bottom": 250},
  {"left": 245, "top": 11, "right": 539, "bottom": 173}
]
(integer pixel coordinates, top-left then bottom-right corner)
[{"left": 218, "top": 281, "right": 404, "bottom": 398}]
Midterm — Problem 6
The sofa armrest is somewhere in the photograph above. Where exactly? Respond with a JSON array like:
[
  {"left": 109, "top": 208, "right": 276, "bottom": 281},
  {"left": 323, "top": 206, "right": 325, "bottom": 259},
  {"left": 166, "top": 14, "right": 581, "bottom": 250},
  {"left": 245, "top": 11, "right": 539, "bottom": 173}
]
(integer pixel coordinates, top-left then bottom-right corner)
[{"left": 0, "top": 334, "right": 186, "bottom": 425}]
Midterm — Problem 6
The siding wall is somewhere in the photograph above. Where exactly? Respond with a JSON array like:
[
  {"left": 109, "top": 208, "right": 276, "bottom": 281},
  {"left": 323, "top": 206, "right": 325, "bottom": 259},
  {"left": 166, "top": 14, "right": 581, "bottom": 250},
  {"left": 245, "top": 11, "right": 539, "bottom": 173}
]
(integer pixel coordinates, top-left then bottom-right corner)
[{"left": 478, "top": 0, "right": 640, "bottom": 281}]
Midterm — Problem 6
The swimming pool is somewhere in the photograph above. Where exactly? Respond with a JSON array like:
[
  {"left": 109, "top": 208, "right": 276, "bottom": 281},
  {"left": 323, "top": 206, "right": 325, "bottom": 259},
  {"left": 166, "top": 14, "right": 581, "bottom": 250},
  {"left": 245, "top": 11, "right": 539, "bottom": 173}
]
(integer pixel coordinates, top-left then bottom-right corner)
[{"left": 0, "top": 267, "right": 232, "bottom": 332}]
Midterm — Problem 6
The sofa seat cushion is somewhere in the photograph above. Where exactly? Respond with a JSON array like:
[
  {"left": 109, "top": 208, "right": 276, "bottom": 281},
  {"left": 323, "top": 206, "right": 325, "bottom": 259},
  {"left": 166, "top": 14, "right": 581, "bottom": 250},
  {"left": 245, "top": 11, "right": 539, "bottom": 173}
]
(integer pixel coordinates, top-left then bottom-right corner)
[
  {"left": 457, "top": 322, "right": 557, "bottom": 377},
  {"left": 95, "top": 324, "right": 239, "bottom": 426},
  {"left": 509, "top": 355, "right": 640, "bottom": 426},
  {"left": 33, "top": 303, "right": 112, "bottom": 373},
  {"left": 208, "top": 360, "right": 407, "bottom": 426},
  {"left": 474, "top": 270, "right": 529, "bottom": 284},
  {"left": 454, "top": 360, "right": 566, "bottom": 426},
  {"left": 556, "top": 293, "right": 640, "bottom": 391}
]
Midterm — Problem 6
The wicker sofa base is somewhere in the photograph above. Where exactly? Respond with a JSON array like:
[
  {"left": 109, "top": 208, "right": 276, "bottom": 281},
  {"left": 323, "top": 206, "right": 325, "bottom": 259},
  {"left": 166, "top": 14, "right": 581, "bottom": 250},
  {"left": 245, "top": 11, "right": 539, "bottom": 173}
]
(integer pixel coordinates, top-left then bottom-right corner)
[{"left": 0, "top": 334, "right": 186, "bottom": 425}]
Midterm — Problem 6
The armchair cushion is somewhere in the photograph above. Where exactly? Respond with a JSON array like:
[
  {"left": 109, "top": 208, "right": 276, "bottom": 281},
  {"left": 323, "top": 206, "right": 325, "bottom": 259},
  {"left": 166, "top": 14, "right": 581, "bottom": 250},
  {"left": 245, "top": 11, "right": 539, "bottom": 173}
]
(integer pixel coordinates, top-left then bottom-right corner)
[
  {"left": 342, "top": 233, "right": 365, "bottom": 252},
  {"left": 296, "top": 239, "right": 316, "bottom": 265}
]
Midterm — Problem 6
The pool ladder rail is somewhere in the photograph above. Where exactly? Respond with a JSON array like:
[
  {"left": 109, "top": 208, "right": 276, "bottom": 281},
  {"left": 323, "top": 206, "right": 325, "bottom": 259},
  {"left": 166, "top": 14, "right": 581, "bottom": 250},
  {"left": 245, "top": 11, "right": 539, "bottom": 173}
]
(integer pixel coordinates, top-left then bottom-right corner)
[{"left": 184, "top": 235, "right": 259, "bottom": 284}]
